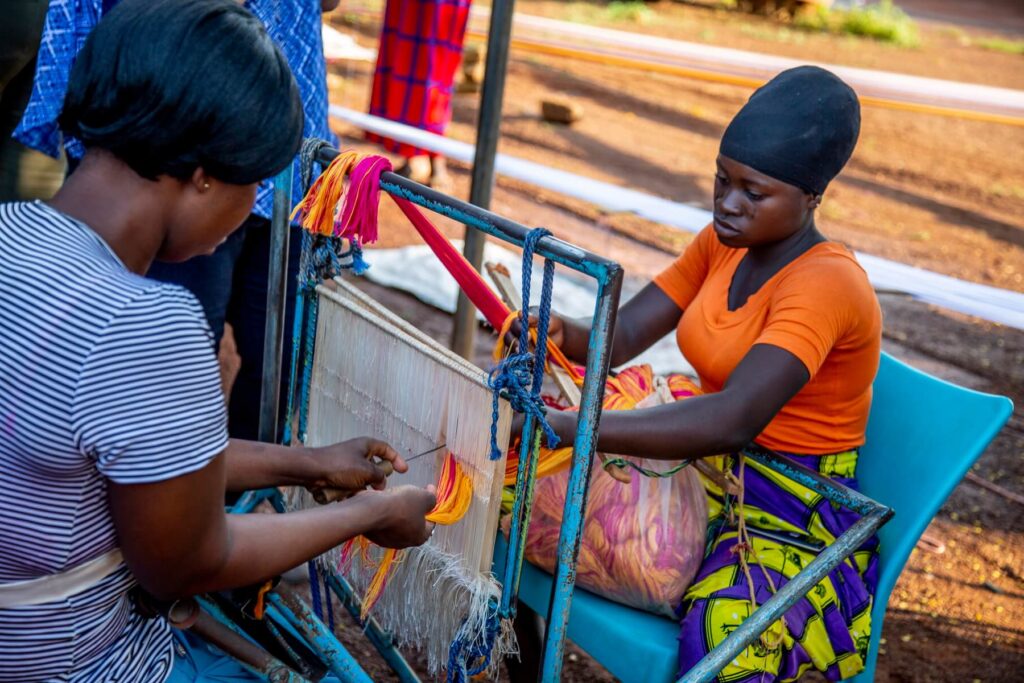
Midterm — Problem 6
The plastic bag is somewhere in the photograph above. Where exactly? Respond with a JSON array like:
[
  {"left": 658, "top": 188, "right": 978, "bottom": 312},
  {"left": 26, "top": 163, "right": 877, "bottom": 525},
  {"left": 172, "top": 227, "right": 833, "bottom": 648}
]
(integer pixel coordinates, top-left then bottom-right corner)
[{"left": 517, "top": 366, "right": 709, "bottom": 617}]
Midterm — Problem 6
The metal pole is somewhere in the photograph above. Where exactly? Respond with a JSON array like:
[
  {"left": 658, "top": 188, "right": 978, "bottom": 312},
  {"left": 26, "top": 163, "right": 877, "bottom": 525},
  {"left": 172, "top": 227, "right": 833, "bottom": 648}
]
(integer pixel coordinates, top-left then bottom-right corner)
[
  {"left": 451, "top": 0, "right": 517, "bottom": 359},
  {"left": 259, "top": 167, "right": 293, "bottom": 444},
  {"left": 540, "top": 263, "right": 623, "bottom": 681}
]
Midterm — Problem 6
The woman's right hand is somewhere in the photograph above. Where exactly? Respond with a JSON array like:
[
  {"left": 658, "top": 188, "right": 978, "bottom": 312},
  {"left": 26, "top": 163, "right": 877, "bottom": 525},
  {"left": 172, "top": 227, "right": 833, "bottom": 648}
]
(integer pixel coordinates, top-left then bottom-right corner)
[
  {"left": 506, "top": 309, "right": 566, "bottom": 351},
  {"left": 359, "top": 485, "right": 438, "bottom": 549}
]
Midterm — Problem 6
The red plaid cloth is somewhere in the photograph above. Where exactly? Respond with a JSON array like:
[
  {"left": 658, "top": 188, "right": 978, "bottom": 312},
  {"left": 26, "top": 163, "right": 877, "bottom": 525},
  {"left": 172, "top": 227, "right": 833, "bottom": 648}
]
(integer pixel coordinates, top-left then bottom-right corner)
[{"left": 367, "top": 0, "right": 472, "bottom": 158}]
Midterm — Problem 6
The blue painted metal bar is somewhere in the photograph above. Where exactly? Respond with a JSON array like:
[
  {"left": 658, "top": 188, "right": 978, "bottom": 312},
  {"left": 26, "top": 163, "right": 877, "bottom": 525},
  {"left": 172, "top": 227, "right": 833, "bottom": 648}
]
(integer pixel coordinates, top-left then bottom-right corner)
[
  {"left": 229, "top": 488, "right": 279, "bottom": 514},
  {"left": 744, "top": 445, "right": 885, "bottom": 516},
  {"left": 196, "top": 597, "right": 311, "bottom": 682},
  {"left": 500, "top": 416, "right": 542, "bottom": 616},
  {"left": 262, "top": 615, "right": 318, "bottom": 680},
  {"left": 259, "top": 166, "right": 294, "bottom": 444},
  {"left": 314, "top": 146, "right": 618, "bottom": 281},
  {"left": 540, "top": 270, "right": 622, "bottom": 682},
  {"left": 324, "top": 572, "right": 422, "bottom": 683},
  {"left": 677, "top": 506, "right": 891, "bottom": 683},
  {"left": 266, "top": 591, "right": 374, "bottom": 683}
]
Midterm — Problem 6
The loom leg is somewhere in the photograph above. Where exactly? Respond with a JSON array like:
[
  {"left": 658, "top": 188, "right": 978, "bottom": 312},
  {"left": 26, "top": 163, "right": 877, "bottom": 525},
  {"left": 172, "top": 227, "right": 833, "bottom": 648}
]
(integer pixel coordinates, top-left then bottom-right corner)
[
  {"left": 325, "top": 571, "right": 422, "bottom": 683},
  {"left": 266, "top": 590, "right": 374, "bottom": 683}
]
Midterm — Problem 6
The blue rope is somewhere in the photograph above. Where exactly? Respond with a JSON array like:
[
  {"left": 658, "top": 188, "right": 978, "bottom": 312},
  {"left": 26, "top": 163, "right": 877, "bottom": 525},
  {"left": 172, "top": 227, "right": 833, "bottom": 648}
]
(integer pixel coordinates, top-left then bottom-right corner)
[
  {"left": 445, "top": 600, "right": 502, "bottom": 683},
  {"left": 297, "top": 296, "right": 319, "bottom": 443},
  {"left": 486, "top": 228, "right": 560, "bottom": 461}
]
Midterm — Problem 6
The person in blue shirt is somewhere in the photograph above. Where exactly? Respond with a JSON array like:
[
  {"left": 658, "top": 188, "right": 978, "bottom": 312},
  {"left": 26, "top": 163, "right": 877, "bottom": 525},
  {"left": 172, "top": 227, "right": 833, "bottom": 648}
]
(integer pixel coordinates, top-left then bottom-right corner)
[
  {"left": 15, "top": 0, "right": 340, "bottom": 441},
  {"left": 0, "top": 0, "right": 64, "bottom": 201}
]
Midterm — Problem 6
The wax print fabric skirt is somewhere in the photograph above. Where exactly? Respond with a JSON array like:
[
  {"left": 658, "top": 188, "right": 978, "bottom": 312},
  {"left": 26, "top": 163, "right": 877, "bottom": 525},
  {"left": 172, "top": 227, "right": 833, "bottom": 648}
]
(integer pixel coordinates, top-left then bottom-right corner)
[{"left": 677, "top": 450, "right": 879, "bottom": 682}]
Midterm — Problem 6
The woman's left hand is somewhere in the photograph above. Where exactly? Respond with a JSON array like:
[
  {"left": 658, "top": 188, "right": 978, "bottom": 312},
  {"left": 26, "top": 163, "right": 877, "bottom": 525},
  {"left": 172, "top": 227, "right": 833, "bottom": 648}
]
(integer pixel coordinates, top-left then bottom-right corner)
[{"left": 305, "top": 437, "right": 408, "bottom": 494}]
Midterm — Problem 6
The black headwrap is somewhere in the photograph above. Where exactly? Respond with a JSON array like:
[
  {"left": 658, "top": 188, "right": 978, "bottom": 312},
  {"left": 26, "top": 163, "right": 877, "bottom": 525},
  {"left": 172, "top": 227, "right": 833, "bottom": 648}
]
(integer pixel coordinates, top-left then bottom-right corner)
[{"left": 719, "top": 65, "right": 860, "bottom": 196}]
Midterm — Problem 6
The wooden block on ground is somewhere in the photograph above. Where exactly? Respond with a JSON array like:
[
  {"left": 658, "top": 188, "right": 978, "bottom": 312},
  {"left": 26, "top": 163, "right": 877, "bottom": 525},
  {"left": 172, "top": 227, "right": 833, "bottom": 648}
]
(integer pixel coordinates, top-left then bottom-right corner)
[
  {"left": 541, "top": 98, "right": 584, "bottom": 125},
  {"left": 462, "top": 43, "right": 485, "bottom": 65},
  {"left": 463, "top": 58, "right": 486, "bottom": 85}
]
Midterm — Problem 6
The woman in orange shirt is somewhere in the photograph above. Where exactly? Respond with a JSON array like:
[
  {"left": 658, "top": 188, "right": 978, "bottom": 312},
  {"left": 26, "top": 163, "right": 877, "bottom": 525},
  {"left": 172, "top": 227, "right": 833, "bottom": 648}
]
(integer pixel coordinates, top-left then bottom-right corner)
[{"left": 515, "top": 66, "right": 882, "bottom": 682}]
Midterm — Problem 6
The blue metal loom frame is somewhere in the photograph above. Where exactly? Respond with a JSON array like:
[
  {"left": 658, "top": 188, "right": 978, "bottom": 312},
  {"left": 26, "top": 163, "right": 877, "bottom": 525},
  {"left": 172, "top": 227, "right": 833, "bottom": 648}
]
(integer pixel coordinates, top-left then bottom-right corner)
[
  {"left": 256, "top": 148, "right": 625, "bottom": 682},
  {"left": 244, "top": 151, "right": 894, "bottom": 682}
]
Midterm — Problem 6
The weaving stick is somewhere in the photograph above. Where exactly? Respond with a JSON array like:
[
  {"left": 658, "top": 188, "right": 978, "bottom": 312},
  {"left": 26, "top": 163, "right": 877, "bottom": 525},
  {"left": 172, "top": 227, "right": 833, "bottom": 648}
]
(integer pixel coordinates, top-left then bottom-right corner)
[
  {"left": 484, "top": 262, "right": 632, "bottom": 484},
  {"left": 388, "top": 196, "right": 584, "bottom": 385}
]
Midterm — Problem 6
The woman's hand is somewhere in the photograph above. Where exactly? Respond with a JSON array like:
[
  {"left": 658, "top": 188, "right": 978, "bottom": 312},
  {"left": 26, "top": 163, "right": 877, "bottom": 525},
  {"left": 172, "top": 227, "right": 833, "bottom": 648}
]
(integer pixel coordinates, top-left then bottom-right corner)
[
  {"left": 505, "top": 310, "right": 566, "bottom": 352},
  {"left": 306, "top": 437, "right": 408, "bottom": 493},
  {"left": 360, "top": 485, "right": 438, "bottom": 549}
]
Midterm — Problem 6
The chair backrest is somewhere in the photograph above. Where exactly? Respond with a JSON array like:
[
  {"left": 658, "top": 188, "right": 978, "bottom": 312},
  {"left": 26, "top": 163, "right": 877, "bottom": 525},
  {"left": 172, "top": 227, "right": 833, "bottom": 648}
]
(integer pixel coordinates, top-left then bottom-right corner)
[{"left": 852, "top": 352, "right": 1013, "bottom": 679}]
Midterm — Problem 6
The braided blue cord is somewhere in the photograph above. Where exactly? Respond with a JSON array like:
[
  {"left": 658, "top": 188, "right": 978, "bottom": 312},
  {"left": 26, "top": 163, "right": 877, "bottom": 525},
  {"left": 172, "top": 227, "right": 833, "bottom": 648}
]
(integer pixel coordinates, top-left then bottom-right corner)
[
  {"left": 297, "top": 298, "right": 319, "bottom": 443},
  {"left": 486, "top": 228, "right": 560, "bottom": 461},
  {"left": 450, "top": 230, "right": 556, "bottom": 678}
]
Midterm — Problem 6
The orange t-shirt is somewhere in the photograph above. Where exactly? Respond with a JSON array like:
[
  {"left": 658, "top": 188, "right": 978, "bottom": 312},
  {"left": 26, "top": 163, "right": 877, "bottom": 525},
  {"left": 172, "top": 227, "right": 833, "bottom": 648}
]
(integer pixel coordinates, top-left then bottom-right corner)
[{"left": 653, "top": 225, "right": 882, "bottom": 454}]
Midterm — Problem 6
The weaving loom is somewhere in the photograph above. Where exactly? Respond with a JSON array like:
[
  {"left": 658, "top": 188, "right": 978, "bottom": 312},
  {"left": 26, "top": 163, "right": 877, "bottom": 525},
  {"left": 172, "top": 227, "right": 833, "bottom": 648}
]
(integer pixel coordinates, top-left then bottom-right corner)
[
  {"left": 275, "top": 144, "right": 616, "bottom": 681},
  {"left": 293, "top": 277, "right": 514, "bottom": 674},
  {"left": 226, "top": 143, "right": 899, "bottom": 683}
]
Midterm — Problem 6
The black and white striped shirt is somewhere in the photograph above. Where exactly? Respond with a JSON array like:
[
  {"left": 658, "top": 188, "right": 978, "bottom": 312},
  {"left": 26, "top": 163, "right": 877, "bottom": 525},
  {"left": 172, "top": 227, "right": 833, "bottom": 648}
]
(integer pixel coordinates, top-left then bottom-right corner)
[{"left": 0, "top": 202, "right": 228, "bottom": 681}]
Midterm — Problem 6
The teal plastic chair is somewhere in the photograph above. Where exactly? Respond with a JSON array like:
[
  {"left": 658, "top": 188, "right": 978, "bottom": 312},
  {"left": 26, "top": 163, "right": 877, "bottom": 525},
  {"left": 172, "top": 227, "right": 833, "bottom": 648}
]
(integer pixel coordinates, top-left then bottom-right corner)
[
  {"left": 845, "top": 353, "right": 1012, "bottom": 682},
  {"left": 495, "top": 352, "right": 1013, "bottom": 682}
]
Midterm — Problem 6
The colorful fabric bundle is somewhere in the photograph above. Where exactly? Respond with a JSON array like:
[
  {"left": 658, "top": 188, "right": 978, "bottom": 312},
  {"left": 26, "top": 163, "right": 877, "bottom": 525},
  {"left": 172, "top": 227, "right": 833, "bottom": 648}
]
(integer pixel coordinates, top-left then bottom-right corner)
[{"left": 514, "top": 365, "right": 709, "bottom": 617}]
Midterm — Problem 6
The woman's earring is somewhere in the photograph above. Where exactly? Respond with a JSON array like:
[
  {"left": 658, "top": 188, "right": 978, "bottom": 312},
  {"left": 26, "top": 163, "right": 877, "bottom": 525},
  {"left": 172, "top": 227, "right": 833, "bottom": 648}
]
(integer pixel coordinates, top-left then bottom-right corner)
[{"left": 203, "top": 182, "right": 211, "bottom": 190}]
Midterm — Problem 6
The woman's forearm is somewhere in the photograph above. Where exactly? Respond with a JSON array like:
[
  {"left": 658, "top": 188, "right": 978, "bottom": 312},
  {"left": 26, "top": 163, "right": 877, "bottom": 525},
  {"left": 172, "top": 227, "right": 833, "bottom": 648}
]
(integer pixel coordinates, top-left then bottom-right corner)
[
  {"left": 223, "top": 439, "right": 319, "bottom": 493},
  {"left": 557, "top": 283, "right": 684, "bottom": 368},
  {"left": 547, "top": 345, "right": 810, "bottom": 460},
  {"left": 174, "top": 499, "right": 380, "bottom": 598},
  {"left": 549, "top": 393, "right": 756, "bottom": 461}
]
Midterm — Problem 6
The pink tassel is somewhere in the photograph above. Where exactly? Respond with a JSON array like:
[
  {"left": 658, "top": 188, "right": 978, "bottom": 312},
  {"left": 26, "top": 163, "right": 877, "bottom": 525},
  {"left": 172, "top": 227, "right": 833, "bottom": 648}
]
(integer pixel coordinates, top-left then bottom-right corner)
[{"left": 336, "top": 156, "right": 391, "bottom": 244}]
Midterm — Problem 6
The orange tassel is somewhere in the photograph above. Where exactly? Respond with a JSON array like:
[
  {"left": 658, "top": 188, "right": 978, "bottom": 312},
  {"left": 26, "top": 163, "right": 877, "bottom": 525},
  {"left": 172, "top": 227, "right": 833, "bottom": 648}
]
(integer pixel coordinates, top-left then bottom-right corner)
[
  {"left": 252, "top": 580, "right": 274, "bottom": 620},
  {"left": 291, "top": 151, "right": 360, "bottom": 236}
]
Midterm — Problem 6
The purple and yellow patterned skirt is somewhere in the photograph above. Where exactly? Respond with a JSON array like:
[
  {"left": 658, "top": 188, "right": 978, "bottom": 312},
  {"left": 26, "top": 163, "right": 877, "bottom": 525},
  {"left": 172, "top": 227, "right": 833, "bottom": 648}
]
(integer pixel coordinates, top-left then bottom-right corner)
[{"left": 677, "top": 450, "right": 879, "bottom": 682}]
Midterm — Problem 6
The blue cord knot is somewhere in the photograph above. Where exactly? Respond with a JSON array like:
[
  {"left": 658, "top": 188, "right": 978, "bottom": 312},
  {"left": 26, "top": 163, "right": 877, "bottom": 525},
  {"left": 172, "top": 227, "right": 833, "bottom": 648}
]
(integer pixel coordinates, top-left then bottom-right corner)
[
  {"left": 307, "top": 235, "right": 370, "bottom": 283},
  {"left": 486, "top": 227, "right": 561, "bottom": 461}
]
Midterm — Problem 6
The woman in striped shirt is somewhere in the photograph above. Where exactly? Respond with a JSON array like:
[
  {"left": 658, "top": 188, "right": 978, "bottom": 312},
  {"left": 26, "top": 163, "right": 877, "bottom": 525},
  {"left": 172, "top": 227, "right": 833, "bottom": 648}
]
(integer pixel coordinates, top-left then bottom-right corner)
[{"left": 0, "top": 0, "right": 436, "bottom": 680}]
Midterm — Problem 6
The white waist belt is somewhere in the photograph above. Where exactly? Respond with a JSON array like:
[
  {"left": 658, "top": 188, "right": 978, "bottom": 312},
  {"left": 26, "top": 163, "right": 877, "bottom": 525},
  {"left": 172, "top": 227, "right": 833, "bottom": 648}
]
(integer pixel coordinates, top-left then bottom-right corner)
[{"left": 0, "top": 549, "right": 124, "bottom": 609}]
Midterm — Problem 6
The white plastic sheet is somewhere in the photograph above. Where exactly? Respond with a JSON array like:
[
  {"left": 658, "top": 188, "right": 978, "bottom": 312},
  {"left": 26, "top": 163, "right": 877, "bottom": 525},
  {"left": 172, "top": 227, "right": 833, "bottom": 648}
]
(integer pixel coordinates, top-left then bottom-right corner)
[{"left": 362, "top": 241, "right": 694, "bottom": 374}]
